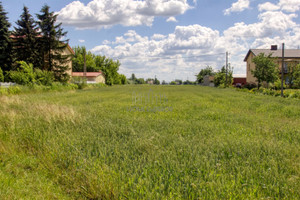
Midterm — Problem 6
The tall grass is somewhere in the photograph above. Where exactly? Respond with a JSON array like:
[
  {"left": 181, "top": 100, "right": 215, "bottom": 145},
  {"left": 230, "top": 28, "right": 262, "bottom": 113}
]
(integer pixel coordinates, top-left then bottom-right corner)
[{"left": 0, "top": 85, "right": 299, "bottom": 199}]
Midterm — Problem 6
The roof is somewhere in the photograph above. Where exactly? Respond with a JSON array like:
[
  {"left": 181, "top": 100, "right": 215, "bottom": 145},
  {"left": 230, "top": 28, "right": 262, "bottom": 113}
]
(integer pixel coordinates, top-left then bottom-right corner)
[
  {"left": 244, "top": 49, "right": 300, "bottom": 61},
  {"left": 72, "top": 72, "right": 103, "bottom": 77},
  {"left": 10, "top": 35, "right": 75, "bottom": 55},
  {"left": 233, "top": 74, "right": 246, "bottom": 78}
]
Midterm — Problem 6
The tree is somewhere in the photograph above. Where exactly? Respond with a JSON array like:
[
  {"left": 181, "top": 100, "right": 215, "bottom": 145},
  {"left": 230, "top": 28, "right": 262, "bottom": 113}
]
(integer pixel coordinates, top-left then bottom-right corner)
[
  {"left": 0, "top": 2, "right": 13, "bottom": 73},
  {"left": 100, "top": 58, "right": 121, "bottom": 85},
  {"left": 136, "top": 78, "right": 145, "bottom": 84},
  {"left": 12, "top": 6, "right": 42, "bottom": 68},
  {"left": 286, "top": 63, "right": 300, "bottom": 88},
  {"left": 292, "top": 64, "right": 300, "bottom": 88},
  {"left": 196, "top": 66, "right": 215, "bottom": 83},
  {"left": 214, "top": 65, "right": 233, "bottom": 87},
  {"left": 36, "top": 5, "right": 71, "bottom": 82},
  {"left": 251, "top": 53, "right": 278, "bottom": 89},
  {"left": 154, "top": 77, "right": 160, "bottom": 85}
]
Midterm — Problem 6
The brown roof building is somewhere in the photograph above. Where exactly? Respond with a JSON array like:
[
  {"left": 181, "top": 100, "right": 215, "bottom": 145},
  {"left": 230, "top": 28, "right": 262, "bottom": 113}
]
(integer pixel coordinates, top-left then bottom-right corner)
[{"left": 244, "top": 45, "right": 300, "bottom": 83}]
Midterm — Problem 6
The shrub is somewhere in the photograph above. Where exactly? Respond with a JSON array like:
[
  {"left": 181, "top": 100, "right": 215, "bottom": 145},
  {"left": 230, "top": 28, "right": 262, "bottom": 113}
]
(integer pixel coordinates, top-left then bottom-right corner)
[
  {"left": 7, "top": 86, "right": 21, "bottom": 94},
  {"left": 71, "top": 77, "right": 87, "bottom": 89},
  {"left": 272, "top": 79, "right": 287, "bottom": 90},
  {"left": 0, "top": 67, "right": 4, "bottom": 82},
  {"left": 9, "top": 70, "right": 31, "bottom": 85},
  {"left": 35, "top": 69, "right": 55, "bottom": 86},
  {"left": 0, "top": 88, "right": 8, "bottom": 95},
  {"left": 243, "top": 82, "right": 257, "bottom": 90}
]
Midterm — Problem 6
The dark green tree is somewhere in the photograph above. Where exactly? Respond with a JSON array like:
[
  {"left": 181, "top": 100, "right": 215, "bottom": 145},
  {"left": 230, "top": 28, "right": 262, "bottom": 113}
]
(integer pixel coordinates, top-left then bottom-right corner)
[
  {"left": 12, "top": 6, "right": 41, "bottom": 68},
  {"left": 154, "top": 77, "right": 160, "bottom": 85},
  {"left": 36, "top": 4, "right": 71, "bottom": 82},
  {"left": 251, "top": 53, "right": 278, "bottom": 89},
  {"left": 0, "top": 2, "right": 13, "bottom": 73},
  {"left": 196, "top": 66, "right": 215, "bottom": 83}
]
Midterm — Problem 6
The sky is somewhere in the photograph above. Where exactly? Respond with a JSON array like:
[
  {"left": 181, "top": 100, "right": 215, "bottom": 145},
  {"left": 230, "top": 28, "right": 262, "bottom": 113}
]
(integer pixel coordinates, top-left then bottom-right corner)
[{"left": 2, "top": 0, "right": 300, "bottom": 82}]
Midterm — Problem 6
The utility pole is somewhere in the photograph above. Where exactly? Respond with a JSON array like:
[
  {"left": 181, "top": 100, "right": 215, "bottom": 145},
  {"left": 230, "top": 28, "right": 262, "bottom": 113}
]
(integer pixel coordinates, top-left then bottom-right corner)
[
  {"left": 281, "top": 43, "right": 285, "bottom": 97},
  {"left": 226, "top": 51, "right": 228, "bottom": 87},
  {"left": 83, "top": 48, "right": 87, "bottom": 78}
]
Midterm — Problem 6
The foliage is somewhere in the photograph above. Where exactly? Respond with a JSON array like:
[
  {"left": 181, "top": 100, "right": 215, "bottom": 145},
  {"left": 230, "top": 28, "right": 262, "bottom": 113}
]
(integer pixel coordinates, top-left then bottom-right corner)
[
  {"left": 251, "top": 53, "right": 278, "bottom": 89},
  {"left": 170, "top": 81, "right": 177, "bottom": 85},
  {"left": 154, "top": 77, "right": 160, "bottom": 85},
  {"left": 196, "top": 66, "right": 215, "bottom": 83},
  {"left": 9, "top": 61, "right": 36, "bottom": 85},
  {"left": 119, "top": 74, "right": 127, "bottom": 85},
  {"left": 36, "top": 5, "right": 71, "bottom": 82},
  {"left": 214, "top": 65, "right": 233, "bottom": 87},
  {"left": 12, "top": 6, "right": 42, "bottom": 68},
  {"left": 34, "top": 69, "right": 54, "bottom": 86},
  {"left": 0, "top": 2, "right": 13, "bottom": 72},
  {"left": 71, "top": 76, "right": 87, "bottom": 89},
  {"left": 0, "top": 67, "right": 4, "bottom": 82},
  {"left": 0, "top": 86, "right": 299, "bottom": 199},
  {"left": 72, "top": 46, "right": 100, "bottom": 72},
  {"left": 243, "top": 82, "right": 257, "bottom": 90},
  {"left": 9, "top": 61, "right": 55, "bottom": 86},
  {"left": 136, "top": 78, "right": 145, "bottom": 84},
  {"left": 72, "top": 46, "right": 125, "bottom": 85},
  {"left": 292, "top": 63, "right": 300, "bottom": 88}
]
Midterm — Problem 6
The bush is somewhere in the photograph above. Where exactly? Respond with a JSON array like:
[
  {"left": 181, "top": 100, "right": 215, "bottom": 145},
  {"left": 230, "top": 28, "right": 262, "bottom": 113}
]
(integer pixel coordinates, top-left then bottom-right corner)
[
  {"left": 243, "top": 82, "right": 257, "bottom": 90},
  {"left": 272, "top": 79, "right": 287, "bottom": 90},
  {"left": 7, "top": 86, "right": 21, "bottom": 95},
  {"left": 35, "top": 69, "right": 55, "bottom": 86},
  {"left": 71, "top": 77, "right": 87, "bottom": 89},
  {"left": 9, "top": 70, "right": 31, "bottom": 85},
  {"left": 0, "top": 67, "right": 4, "bottom": 82}
]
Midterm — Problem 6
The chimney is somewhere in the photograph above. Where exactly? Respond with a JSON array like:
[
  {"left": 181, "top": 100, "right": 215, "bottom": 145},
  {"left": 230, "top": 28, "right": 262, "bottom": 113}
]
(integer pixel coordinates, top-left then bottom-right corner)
[{"left": 271, "top": 45, "right": 278, "bottom": 50}]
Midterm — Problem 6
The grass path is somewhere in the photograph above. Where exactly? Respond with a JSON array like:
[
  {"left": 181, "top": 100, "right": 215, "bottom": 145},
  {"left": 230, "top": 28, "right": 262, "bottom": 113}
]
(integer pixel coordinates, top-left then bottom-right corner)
[{"left": 0, "top": 85, "right": 299, "bottom": 199}]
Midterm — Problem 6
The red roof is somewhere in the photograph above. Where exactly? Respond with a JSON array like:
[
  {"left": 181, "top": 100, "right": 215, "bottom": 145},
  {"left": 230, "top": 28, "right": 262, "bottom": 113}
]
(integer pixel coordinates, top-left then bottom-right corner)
[{"left": 72, "top": 72, "right": 103, "bottom": 77}]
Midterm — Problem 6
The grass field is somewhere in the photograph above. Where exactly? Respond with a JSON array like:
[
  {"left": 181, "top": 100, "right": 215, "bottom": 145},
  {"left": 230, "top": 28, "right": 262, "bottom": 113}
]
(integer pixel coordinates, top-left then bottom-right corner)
[{"left": 0, "top": 85, "right": 299, "bottom": 199}]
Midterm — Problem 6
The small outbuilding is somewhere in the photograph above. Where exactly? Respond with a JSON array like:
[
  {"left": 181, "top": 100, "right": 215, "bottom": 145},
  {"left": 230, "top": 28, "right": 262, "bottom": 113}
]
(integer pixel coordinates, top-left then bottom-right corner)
[{"left": 72, "top": 71, "right": 105, "bottom": 84}]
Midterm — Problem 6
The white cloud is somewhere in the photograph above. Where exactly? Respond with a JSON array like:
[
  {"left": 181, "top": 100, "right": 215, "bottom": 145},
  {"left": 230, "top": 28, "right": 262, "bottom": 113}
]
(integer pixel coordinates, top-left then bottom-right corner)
[
  {"left": 79, "top": 39, "right": 85, "bottom": 43},
  {"left": 224, "top": 0, "right": 250, "bottom": 15},
  {"left": 57, "top": 0, "right": 191, "bottom": 29},
  {"left": 259, "top": 0, "right": 300, "bottom": 12},
  {"left": 258, "top": 2, "right": 280, "bottom": 12},
  {"left": 166, "top": 17, "right": 178, "bottom": 22},
  {"left": 278, "top": 0, "right": 300, "bottom": 12}
]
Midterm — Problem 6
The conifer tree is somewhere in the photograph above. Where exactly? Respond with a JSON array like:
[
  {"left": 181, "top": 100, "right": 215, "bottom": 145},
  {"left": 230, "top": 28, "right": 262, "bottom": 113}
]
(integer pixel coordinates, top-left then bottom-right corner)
[
  {"left": 36, "top": 4, "right": 71, "bottom": 82},
  {"left": 0, "top": 2, "right": 13, "bottom": 73},
  {"left": 12, "top": 6, "right": 42, "bottom": 68}
]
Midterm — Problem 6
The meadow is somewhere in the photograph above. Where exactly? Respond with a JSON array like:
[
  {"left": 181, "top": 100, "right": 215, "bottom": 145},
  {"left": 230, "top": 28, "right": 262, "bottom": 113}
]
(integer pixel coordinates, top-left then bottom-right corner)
[{"left": 0, "top": 85, "right": 299, "bottom": 199}]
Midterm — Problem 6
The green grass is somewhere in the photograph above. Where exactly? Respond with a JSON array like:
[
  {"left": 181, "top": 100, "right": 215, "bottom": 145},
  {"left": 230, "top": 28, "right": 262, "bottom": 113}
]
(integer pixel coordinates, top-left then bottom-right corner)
[{"left": 0, "top": 85, "right": 299, "bottom": 199}]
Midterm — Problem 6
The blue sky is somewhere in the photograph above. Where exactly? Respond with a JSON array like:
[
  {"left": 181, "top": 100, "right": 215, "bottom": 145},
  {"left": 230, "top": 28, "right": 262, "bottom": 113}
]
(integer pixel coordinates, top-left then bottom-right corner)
[{"left": 2, "top": 0, "right": 300, "bottom": 81}]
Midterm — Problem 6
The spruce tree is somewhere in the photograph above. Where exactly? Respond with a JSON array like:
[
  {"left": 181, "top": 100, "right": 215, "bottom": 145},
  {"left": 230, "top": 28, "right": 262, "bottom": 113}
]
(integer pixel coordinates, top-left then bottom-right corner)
[
  {"left": 12, "top": 6, "right": 42, "bottom": 68},
  {"left": 0, "top": 2, "right": 13, "bottom": 73},
  {"left": 36, "top": 4, "right": 71, "bottom": 82}
]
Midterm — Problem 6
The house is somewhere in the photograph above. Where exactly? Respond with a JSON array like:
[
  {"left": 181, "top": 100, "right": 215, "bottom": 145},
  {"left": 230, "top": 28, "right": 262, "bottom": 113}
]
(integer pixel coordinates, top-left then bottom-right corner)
[
  {"left": 233, "top": 74, "right": 246, "bottom": 86},
  {"left": 10, "top": 35, "right": 75, "bottom": 77},
  {"left": 244, "top": 45, "right": 300, "bottom": 84},
  {"left": 62, "top": 45, "right": 75, "bottom": 77},
  {"left": 72, "top": 71, "right": 105, "bottom": 84},
  {"left": 202, "top": 75, "right": 214, "bottom": 87}
]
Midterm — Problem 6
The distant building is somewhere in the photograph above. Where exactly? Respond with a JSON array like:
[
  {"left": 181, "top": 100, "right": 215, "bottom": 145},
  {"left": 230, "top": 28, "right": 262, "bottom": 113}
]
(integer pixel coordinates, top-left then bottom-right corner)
[
  {"left": 233, "top": 74, "right": 246, "bottom": 87},
  {"left": 202, "top": 75, "right": 214, "bottom": 87},
  {"left": 244, "top": 45, "right": 300, "bottom": 84},
  {"left": 72, "top": 71, "right": 105, "bottom": 84}
]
